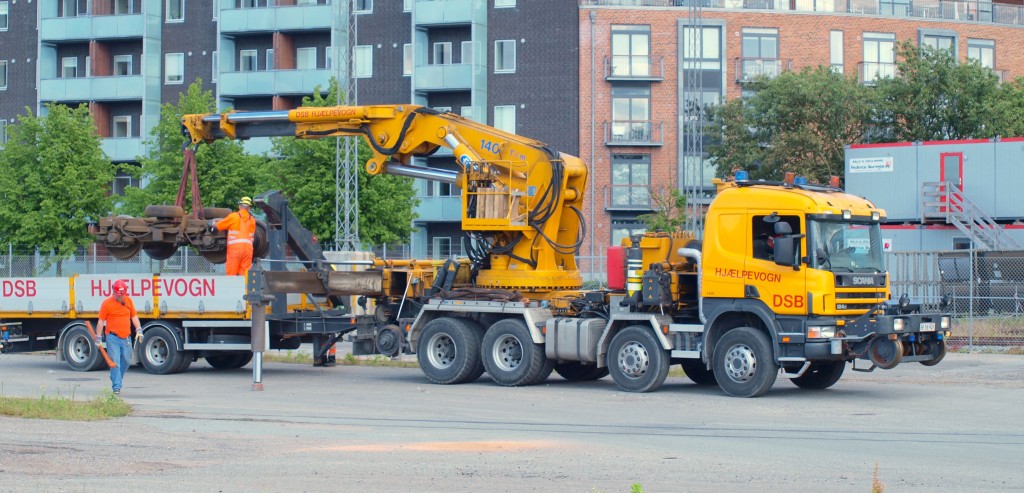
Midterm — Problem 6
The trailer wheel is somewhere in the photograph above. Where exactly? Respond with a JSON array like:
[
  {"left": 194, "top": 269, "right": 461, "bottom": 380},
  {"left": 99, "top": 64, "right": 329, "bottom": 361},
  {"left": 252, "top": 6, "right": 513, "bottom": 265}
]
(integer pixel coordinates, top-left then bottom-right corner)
[
  {"left": 553, "top": 363, "right": 609, "bottom": 381},
  {"left": 201, "top": 207, "right": 232, "bottom": 219},
  {"left": 205, "top": 352, "right": 253, "bottom": 369},
  {"left": 608, "top": 325, "right": 669, "bottom": 393},
  {"left": 200, "top": 249, "right": 227, "bottom": 264},
  {"left": 868, "top": 337, "right": 903, "bottom": 370},
  {"left": 680, "top": 358, "right": 717, "bottom": 386},
  {"left": 106, "top": 242, "right": 142, "bottom": 260},
  {"left": 919, "top": 339, "right": 946, "bottom": 367},
  {"left": 61, "top": 325, "right": 105, "bottom": 372},
  {"left": 790, "top": 361, "right": 845, "bottom": 390},
  {"left": 416, "top": 317, "right": 483, "bottom": 385},
  {"left": 482, "top": 319, "right": 552, "bottom": 386},
  {"left": 713, "top": 327, "right": 778, "bottom": 398},
  {"left": 140, "top": 326, "right": 184, "bottom": 375},
  {"left": 253, "top": 220, "right": 269, "bottom": 259},
  {"left": 143, "top": 243, "right": 178, "bottom": 261},
  {"left": 143, "top": 205, "right": 185, "bottom": 219}
]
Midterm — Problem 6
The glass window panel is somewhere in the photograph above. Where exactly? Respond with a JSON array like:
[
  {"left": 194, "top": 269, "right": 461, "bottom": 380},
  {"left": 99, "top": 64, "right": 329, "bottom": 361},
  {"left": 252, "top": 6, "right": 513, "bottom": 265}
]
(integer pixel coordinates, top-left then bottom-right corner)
[
  {"left": 297, "top": 47, "right": 316, "bottom": 70},
  {"left": 239, "top": 50, "right": 257, "bottom": 72},
  {"left": 114, "top": 55, "right": 132, "bottom": 75},
  {"left": 403, "top": 44, "right": 413, "bottom": 75},
  {"left": 166, "top": 0, "right": 183, "bottom": 21},
  {"left": 354, "top": 45, "right": 372, "bottom": 77},
  {"left": 165, "top": 53, "right": 183, "bottom": 83}
]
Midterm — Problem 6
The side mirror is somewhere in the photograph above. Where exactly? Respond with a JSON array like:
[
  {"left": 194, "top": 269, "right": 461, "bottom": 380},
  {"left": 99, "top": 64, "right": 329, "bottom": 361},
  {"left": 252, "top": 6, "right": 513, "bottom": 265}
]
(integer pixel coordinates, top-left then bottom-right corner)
[{"left": 773, "top": 236, "right": 801, "bottom": 270}]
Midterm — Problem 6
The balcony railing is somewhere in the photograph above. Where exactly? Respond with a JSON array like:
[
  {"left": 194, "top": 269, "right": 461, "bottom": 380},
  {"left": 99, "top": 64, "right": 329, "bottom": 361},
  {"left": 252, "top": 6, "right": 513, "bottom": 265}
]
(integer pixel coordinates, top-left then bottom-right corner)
[
  {"left": 604, "top": 56, "right": 665, "bottom": 81},
  {"left": 604, "top": 121, "right": 664, "bottom": 146},
  {"left": 579, "top": 0, "right": 1024, "bottom": 26},
  {"left": 858, "top": 61, "right": 898, "bottom": 84},
  {"left": 734, "top": 57, "right": 792, "bottom": 83},
  {"left": 604, "top": 185, "right": 664, "bottom": 210}
]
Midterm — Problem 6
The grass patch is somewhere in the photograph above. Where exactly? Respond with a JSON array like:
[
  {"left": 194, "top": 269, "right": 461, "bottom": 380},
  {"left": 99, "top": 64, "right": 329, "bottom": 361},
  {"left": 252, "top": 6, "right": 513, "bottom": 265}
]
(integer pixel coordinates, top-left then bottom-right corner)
[
  {"left": 871, "top": 462, "right": 886, "bottom": 493},
  {"left": 341, "top": 353, "right": 419, "bottom": 368},
  {"left": 262, "top": 350, "right": 314, "bottom": 365},
  {"left": 0, "top": 389, "right": 130, "bottom": 421}
]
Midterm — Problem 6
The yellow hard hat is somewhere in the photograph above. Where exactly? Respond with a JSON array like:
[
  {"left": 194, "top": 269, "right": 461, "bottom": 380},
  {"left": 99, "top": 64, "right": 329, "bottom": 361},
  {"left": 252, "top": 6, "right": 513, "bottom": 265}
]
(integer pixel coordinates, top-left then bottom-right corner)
[{"left": 239, "top": 196, "right": 253, "bottom": 207}]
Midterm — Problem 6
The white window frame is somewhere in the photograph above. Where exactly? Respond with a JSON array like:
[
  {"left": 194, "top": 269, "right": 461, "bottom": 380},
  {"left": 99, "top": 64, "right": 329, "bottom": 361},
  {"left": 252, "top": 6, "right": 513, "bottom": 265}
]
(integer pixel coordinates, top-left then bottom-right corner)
[
  {"left": 239, "top": 49, "right": 258, "bottom": 72},
  {"left": 967, "top": 38, "right": 995, "bottom": 70},
  {"left": 403, "top": 0, "right": 413, "bottom": 12},
  {"left": 112, "top": 115, "right": 131, "bottom": 138},
  {"left": 495, "top": 0, "right": 516, "bottom": 7},
  {"left": 433, "top": 42, "right": 452, "bottom": 65},
  {"left": 355, "top": 0, "right": 372, "bottom": 14},
  {"left": 403, "top": 43, "right": 413, "bottom": 76},
  {"left": 0, "top": 120, "right": 6, "bottom": 147},
  {"left": 494, "top": 40, "right": 516, "bottom": 73},
  {"left": 211, "top": 51, "right": 218, "bottom": 82},
  {"left": 164, "top": 53, "right": 184, "bottom": 84},
  {"left": 461, "top": 41, "right": 474, "bottom": 65},
  {"left": 114, "top": 55, "right": 133, "bottom": 76},
  {"left": 353, "top": 45, "right": 372, "bottom": 78},
  {"left": 0, "top": 2, "right": 8, "bottom": 31},
  {"left": 493, "top": 105, "right": 516, "bottom": 134},
  {"left": 166, "top": 0, "right": 184, "bottom": 22},
  {"left": 85, "top": 55, "right": 92, "bottom": 77},
  {"left": 830, "top": 30, "right": 844, "bottom": 73},
  {"left": 0, "top": 60, "right": 8, "bottom": 90},
  {"left": 62, "top": 57, "right": 78, "bottom": 78},
  {"left": 296, "top": 47, "right": 317, "bottom": 70},
  {"left": 266, "top": 49, "right": 275, "bottom": 71}
]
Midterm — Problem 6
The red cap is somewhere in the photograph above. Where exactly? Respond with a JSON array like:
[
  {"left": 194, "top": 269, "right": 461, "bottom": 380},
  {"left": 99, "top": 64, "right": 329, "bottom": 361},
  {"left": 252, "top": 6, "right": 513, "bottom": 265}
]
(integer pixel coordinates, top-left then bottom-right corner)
[{"left": 112, "top": 280, "right": 128, "bottom": 295}]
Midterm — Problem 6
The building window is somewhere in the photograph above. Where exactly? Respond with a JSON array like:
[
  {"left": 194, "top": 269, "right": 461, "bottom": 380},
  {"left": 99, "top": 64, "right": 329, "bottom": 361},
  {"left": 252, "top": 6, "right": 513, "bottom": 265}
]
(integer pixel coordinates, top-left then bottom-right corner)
[
  {"left": 239, "top": 50, "right": 257, "bottom": 72},
  {"left": 610, "top": 84, "right": 650, "bottom": 143},
  {"left": 62, "top": 57, "right": 78, "bottom": 78},
  {"left": 0, "top": 2, "right": 8, "bottom": 31},
  {"left": 114, "top": 55, "right": 132, "bottom": 76},
  {"left": 166, "top": 0, "right": 184, "bottom": 22},
  {"left": 404, "top": 0, "right": 412, "bottom": 11},
  {"left": 265, "top": 49, "right": 274, "bottom": 70},
  {"left": 921, "top": 33, "right": 955, "bottom": 53},
  {"left": 112, "top": 116, "right": 131, "bottom": 138},
  {"left": 212, "top": 51, "right": 218, "bottom": 82},
  {"left": 112, "top": 173, "right": 139, "bottom": 197},
  {"left": 403, "top": 44, "right": 412, "bottom": 76},
  {"left": 494, "top": 105, "right": 516, "bottom": 134},
  {"left": 0, "top": 120, "right": 6, "bottom": 147},
  {"left": 612, "top": 221, "right": 646, "bottom": 248},
  {"left": 611, "top": 25, "right": 650, "bottom": 77},
  {"left": 494, "top": 40, "right": 516, "bottom": 73},
  {"left": 355, "top": 0, "right": 372, "bottom": 14},
  {"left": 880, "top": 0, "right": 910, "bottom": 16},
  {"left": 0, "top": 60, "right": 7, "bottom": 90},
  {"left": 296, "top": 47, "right": 317, "bottom": 70},
  {"left": 431, "top": 237, "right": 453, "bottom": 258},
  {"left": 165, "top": 53, "right": 184, "bottom": 84},
  {"left": 114, "top": 0, "right": 132, "bottom": 14},
  {"left": 830, "top": 31, "right": 844, "bottom": 74},
  {"left": 461, "top": 41, "right": 475, "bottom": 65},
  {"left": 967, "top": 38, "right": 994, "bottom": 69},
  {"left": 354, "top": 45, "right": 372, "bottom": 78},
  {"left": 433, "top": 42, "right": 452, "bottom": 65},
  {"left": 611, "top": 154, "right": 651, "bottom": 209},
  {"left": 740, "top": 28, "right": 780, "bottom": 80},
  {"left": 495, "top": 0, "right": 516, "bottom": 7},
  {"left": 863, "top": 33, "right": 896, "bottom": 82},
  {"left": 241, "top": 0, "right": 258, "bottom": 7}
]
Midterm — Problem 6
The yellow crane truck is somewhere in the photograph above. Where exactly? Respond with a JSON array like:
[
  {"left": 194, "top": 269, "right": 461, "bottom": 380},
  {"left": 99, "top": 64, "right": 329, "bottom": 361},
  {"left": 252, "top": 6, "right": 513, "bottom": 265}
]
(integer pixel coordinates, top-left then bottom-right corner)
[{"left": 90, "top": 104, "right": 949, "bottom": 397}]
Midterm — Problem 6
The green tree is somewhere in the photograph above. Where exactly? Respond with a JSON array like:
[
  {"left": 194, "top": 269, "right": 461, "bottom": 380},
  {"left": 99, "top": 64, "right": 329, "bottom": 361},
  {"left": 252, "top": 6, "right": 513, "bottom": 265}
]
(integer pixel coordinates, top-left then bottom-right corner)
[
  {"left": 873, "top": 41, "right": 1002, "bottom": 142},
  {"left": 709, "top": 66, "right": 874, "bottom": 183},
  {"left": 270, "top": 78, "right": 417, "bottom": 247},
  {"left": 990, "top": 77, "right": 1024, "bottom": 137},
  {"left": 636, "top": 188, "right": 687, "bottom": 232},
  {"left": 0, "top": 104, "right": 116, "bottom": 267},
  {"left": 120, "top": 79, "right": 274, "bottom": 215}
]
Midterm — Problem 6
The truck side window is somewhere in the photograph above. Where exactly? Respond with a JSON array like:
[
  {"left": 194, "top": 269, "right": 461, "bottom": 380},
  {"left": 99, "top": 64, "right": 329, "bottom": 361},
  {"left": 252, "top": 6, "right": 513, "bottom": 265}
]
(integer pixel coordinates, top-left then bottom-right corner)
[{"left": 752, "top": 214, "right": 800, "bottom": 261}]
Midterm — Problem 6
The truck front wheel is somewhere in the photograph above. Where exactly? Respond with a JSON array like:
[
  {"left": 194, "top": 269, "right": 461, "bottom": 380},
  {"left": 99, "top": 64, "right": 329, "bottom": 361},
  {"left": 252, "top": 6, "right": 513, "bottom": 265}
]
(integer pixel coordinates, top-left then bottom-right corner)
[
  {"left": 790, "top": 361, "right": 845, "bottom": 390},
  {"left": 713, "top": 327, "right": 778, "bottom": 397},
  {"left": 482, "top": 319, "right": 553, "bottom": 386},
  {"left": 608, "top": 326, "right": 669, "bottom": 393},
  {"left": 62, "top": 325, "right": 106, "bottom": 372},
  {"left": 140, "top": 326, "right": 184, "bottom": 375},
  {"left": 416, "top": 317, "right": 484, "bottom": 384}
]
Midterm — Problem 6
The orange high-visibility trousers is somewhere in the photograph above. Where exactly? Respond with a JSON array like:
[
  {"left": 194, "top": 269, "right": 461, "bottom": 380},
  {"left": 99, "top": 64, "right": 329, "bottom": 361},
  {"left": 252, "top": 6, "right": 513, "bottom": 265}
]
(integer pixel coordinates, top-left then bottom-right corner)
[{"left": 224, "top": 244, "right": 253, "bottom": 276}]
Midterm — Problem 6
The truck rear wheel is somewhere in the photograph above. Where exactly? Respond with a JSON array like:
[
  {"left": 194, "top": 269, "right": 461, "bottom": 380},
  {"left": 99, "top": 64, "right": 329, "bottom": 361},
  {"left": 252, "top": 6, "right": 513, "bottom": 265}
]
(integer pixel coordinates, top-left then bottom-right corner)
[
  {"left": 713, "top": 327, "right": 778, "bottom": 397},
  {"left": 680, "top": 358, "right": 717, "bottom": 386},
  {"left": 790, "top": 361, "right": 845, "bottom": 390},
  {"left": 554, "top": 363, "right": 609, "bottom": 381},
  {"left": 140, "top": 326, "right": 184, "bottom": 375},
  {"left": 62, "top": 325, "right": 106, "bottom": 372},
  {"left": 205, "top": 352, "right": 253, "bottom": 369},
  {"left": 608, "top": 326, "right": 669, "bottom": 392},
  {"left": 482, "top": 319, "right": 552, "bottom": 386},
  {"left": 416, "top": 317, "right": 483, "bottom": 384}
]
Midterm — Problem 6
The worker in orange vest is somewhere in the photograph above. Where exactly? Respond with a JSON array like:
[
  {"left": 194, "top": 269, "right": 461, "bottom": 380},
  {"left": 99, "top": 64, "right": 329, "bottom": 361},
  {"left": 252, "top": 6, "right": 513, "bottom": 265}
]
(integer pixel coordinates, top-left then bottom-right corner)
[
  {"left": 96, "top": 279, "right": 143, "bottom": 395},
  {"left": 210, "top": 196, "right": 256, "bottom": 276}
]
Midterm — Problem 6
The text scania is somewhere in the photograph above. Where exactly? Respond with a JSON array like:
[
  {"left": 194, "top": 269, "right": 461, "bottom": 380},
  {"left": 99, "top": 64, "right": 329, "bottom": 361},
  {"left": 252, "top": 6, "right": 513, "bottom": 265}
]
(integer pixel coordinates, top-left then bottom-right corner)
[
  {"left": 90, "top": 278, "right": 217, "bottom": 297},
  {"left": 713, "top": 268, "right": 781, "bottom": 283}
]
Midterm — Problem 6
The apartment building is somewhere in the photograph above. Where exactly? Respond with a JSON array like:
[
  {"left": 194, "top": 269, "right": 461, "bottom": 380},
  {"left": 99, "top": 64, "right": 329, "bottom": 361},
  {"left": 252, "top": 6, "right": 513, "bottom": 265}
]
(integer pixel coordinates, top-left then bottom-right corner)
[{"left": 578, "top": 0, "right": 1024, "bottom": 263}]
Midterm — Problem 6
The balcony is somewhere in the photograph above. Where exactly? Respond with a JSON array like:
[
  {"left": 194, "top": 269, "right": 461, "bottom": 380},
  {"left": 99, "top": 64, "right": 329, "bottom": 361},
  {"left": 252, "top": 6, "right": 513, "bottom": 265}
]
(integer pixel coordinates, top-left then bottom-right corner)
[
  {"left": 734, "top": 58, "right": 792, "bottom": 83},
  {"left": 604, "top": 56, "right": 664, "bottom": 81},
  {"left": 218, "top": 69, "right": 332, "bottom": 97},
  {"left": 858, "top": 61, "right": 898, "bottom": 85},
  {"left": 414, "top": 63, "right": 473, "bottom": 92},
  {"left": 604, "top": 121, "right": 664, "bottom": 146},
  {"left": 604, "top": 185, "right": 663, "bottom": 211},
  {"left": 414, "top": 0, "right": 475, "bottom": 26},
  {"left": 39, "top": 75, "right": 144, "bottom": 102},
  {"left": 416, "top": 196, "right": 463, "bottom": 222},
  {"left": 579, "top": 0, "right": 1024, "bottom": 27},
  {"left": 220, "top": 2, "right": 333, "bottom": 34},
  {"left": 101, "top": 137, "right": 145, "bottom": 163},
  {"left": 40, "top": 13, "right": 144, "bottom": 42}
]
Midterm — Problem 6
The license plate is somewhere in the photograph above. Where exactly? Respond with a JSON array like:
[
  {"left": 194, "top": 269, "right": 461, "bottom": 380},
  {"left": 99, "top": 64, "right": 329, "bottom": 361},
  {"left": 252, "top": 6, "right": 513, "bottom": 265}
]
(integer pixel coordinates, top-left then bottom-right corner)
[{"left": 920, "top": 322, "right": 936, "bottom": 332}]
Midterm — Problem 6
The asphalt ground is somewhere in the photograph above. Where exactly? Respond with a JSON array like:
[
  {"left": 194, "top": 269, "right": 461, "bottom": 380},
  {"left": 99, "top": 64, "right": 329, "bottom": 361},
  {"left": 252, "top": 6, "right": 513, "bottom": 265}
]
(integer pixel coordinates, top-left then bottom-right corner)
[{"left": 0, "top": 351, "right": 1022, "bottom": 493}]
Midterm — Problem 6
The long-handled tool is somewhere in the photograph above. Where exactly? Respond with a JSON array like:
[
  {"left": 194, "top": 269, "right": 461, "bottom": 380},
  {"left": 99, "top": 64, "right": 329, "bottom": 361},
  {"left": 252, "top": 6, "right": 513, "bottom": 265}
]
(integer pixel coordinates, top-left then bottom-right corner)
[{"left": 85, "top": 321, "right": 117, "bottom": 369}]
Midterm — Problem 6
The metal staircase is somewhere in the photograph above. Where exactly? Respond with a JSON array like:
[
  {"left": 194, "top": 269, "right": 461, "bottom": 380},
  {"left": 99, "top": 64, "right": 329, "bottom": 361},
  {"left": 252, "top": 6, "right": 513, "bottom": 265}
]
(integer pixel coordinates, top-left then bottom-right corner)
[{"left": 921, "top": 181, "right": 1022, "bottom": 251}]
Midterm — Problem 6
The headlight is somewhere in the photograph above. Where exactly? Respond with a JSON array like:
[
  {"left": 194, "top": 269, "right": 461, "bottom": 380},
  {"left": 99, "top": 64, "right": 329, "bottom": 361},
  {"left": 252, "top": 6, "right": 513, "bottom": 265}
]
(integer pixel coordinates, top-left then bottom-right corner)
[
  {"left": 893, "top": 318, "right": 906, "bottom": 331},
  {"left": 807, "top": 326, "right": 837, "bottom": 339},
  {"left": 940, "top": 316, "right": 951, "bottom": 329}
]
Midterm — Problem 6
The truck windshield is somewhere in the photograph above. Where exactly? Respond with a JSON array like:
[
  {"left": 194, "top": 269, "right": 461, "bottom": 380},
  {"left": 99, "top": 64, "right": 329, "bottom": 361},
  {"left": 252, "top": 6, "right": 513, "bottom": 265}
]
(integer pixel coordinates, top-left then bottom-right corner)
[{"left": 808, "top": 219, "right": 885, "bottom": 273}]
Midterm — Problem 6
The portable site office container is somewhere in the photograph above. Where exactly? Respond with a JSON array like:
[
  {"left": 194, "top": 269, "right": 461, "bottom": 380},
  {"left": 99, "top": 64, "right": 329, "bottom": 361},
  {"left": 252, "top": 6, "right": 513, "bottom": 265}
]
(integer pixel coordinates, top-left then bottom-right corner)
[{"left": 845, "top": 138, "right": 1024, "bottom": 252}]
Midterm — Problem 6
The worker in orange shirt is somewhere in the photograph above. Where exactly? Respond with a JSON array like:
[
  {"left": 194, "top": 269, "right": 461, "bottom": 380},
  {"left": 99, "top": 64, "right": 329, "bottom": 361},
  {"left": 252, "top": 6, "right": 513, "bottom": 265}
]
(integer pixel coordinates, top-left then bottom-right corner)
[
  {"left": 210, "top": 196, "right": 257, "bottom": 276},
  {"left": 96, "top": 279, "right": 143, "bottom": 395}
]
